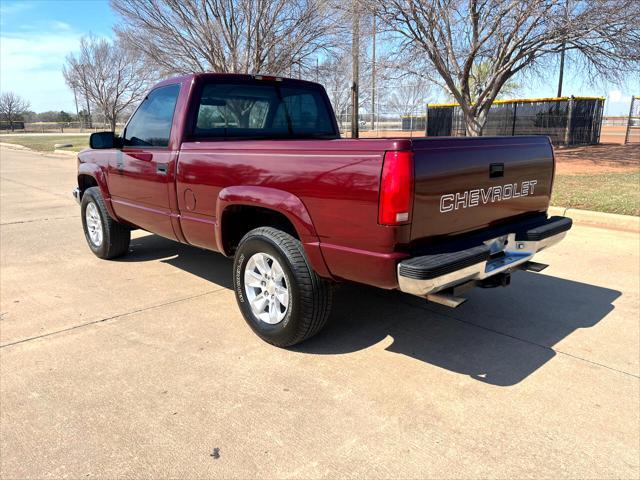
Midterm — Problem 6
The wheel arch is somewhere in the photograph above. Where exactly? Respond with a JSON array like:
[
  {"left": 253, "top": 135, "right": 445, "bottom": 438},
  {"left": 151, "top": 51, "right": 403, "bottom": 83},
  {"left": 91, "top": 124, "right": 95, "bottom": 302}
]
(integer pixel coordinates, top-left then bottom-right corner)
[
  {"left": 77, "top": 164, "right": 118, "bottom": 220},
  {"left": 216, "top": 186, "right": 332, "bottom": 279}
]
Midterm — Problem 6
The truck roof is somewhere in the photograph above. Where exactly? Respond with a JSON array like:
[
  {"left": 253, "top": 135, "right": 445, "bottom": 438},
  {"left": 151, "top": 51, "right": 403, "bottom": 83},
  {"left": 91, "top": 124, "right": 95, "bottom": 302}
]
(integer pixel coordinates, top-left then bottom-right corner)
[{"left": 152, "top": 72, "right": 323, "bottom": 90}]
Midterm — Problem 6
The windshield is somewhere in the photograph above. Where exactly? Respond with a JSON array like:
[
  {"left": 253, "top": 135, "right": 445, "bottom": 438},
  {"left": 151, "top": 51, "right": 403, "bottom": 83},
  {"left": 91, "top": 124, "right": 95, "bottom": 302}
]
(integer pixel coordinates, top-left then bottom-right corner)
[{"left": 192, "top": 81, "right": 338, "bottom": 140}]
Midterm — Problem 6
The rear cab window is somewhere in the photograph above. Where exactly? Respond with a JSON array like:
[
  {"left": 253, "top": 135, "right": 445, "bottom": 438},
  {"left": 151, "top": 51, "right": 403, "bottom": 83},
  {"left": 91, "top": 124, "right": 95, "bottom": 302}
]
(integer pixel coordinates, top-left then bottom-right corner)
[
  {"left": 124, "top": 84, "right": 181, "bottom": 147},
  {"left": 191, "top": 80, "right": 338, "bottom": 140}
]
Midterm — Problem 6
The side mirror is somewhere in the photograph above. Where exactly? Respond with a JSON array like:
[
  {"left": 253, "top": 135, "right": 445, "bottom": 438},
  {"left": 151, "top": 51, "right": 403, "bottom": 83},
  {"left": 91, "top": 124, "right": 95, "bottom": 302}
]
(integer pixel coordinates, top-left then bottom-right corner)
[{"left": 89, "top": 131, "right": 122, "bottom": 149}]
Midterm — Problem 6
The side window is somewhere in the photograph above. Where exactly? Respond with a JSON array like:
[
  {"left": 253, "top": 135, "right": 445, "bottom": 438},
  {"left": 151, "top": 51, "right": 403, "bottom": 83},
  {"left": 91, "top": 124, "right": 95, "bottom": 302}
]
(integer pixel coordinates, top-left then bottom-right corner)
[{"left": 124, "top": 84, "right": 180, "bottom": 147}]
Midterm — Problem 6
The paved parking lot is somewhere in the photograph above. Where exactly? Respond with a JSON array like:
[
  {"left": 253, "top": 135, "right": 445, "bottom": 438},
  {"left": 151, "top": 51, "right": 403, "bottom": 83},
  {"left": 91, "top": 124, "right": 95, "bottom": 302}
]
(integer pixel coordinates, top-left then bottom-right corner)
[{"left": 1, "top": 146, "right": 639, "bottom": 479}]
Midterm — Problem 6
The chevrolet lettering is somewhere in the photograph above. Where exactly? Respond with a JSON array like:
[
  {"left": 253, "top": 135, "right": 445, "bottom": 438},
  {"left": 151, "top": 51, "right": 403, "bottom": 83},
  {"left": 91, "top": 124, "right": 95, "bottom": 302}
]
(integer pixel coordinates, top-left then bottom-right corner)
[{"left": 440, "top": 180, "right": 538, "bottom": 213}]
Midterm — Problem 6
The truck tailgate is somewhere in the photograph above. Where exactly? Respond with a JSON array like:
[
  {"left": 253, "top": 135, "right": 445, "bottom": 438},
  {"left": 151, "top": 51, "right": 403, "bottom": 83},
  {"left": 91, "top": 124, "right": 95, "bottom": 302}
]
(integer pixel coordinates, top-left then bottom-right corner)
[{"left": 409, "top": 136, "right": 554, "bottom": 241}]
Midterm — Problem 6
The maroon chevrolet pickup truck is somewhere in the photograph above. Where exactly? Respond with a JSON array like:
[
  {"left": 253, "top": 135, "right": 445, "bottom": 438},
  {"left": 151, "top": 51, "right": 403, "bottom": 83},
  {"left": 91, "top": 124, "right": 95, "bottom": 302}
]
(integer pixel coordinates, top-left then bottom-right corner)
[{"left": 73, "top": 73, "right": 572, "bottom": 346}]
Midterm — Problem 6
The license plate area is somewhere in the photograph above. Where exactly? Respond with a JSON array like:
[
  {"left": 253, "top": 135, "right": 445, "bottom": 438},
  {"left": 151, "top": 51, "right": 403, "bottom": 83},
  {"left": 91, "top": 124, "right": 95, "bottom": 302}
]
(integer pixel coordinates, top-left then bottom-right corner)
[
  {"left": 484, "top": 235, "right": 508, "bottom": 255},
  {"left": 485, "top": 252, "right": 529, "bottom": 274},
  {"left": 483, "top": 234, "right": 532, "bottom": 276}
]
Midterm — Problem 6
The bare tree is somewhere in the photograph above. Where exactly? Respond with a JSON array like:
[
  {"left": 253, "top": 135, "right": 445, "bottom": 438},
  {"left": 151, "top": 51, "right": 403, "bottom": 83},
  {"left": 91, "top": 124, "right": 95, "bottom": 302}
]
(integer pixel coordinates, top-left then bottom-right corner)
[
  {"left": 63, "top": 36, "right": 153, "bottom": 131},
  {"left": 65, "top": 70, "right": 93, "bottom": 128},
  {"left": 387, "top": 77, "right": 431, "bottom": 117},
  {"left": 0, "top": 92, "right": 30, "bottom": 131},
  {"left": 111, "top": 0, "right": 342, "bottom": 77},
  {"left": 321, "top": 54, "right": 355, "bottom": 120},
  {"left": 380, "top": 0, "right": 640, "bottom": 135},
  {"left": 320, "top": 48, "right": 382, "bottom": 130}
]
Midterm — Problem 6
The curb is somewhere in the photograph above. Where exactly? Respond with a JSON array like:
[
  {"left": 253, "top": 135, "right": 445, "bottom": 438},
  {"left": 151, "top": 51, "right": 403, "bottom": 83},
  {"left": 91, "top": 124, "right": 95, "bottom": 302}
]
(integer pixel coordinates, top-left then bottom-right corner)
[
  {"left": 0, "top": 142, "right": 30, "bottom": 150},
  {"left": 549, "top": 206, "right": 639, "bottom": 233},
  {"left": 1, "top": 143, "right": 78, "bottom": 157},
  {"left": 53, "top": 149, "right": 78, "bottom": 156}
]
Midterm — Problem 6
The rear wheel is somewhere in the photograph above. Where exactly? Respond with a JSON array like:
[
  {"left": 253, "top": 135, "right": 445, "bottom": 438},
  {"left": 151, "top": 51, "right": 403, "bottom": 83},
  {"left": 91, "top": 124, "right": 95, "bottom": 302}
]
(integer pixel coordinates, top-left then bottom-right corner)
[
  {"left": 81, "top": 187, "right": 130, "bottom": 259},
  {"left": 233, "top": 227, "right": 332, "bottom": 347}
]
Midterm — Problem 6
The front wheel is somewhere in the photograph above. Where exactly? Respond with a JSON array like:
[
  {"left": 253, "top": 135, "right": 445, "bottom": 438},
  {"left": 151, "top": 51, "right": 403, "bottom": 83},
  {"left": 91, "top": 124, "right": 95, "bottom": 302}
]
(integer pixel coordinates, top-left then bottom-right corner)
[
  {"left": 233, "top": 227, "right": 332, "bottom": 347},
  {"left": 81, "top": 187, "right": 130, "bottom": 259}
]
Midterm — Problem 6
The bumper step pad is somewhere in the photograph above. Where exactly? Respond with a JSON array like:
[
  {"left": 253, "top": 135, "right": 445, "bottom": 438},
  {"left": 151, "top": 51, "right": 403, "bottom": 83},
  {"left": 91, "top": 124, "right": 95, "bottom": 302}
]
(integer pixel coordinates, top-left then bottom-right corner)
[
  {"left": 398, "top": 244, "right": 491, "bottom": 280},
  {"left": 516, "top": 216, "right": 572, "bottom": 241}
]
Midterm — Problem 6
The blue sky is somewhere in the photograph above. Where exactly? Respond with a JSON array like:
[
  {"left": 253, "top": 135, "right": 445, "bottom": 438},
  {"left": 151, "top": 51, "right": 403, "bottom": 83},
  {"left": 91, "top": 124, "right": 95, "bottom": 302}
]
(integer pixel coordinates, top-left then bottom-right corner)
[
  {"left": 0, "top": 0, "right": 638, "bottom": 115},
  {"left": 0, "top": 0, "right": 114, "bottom": 113}
]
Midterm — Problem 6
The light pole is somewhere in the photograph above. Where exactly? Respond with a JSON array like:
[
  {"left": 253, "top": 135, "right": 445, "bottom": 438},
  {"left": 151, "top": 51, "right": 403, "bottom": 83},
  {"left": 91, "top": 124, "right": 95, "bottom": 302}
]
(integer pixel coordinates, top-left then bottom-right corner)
[
  {"left": 371, "top": 14, "right": 376, "bottom": 132},
  {"left": 351, "top": 0, "right": 360, "bottom": 138}
]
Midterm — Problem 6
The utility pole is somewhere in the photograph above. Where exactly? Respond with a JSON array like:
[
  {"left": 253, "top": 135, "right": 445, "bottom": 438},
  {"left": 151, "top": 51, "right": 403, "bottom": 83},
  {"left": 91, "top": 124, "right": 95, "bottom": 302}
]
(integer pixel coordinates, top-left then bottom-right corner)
[
  {"left": 557, "top": 0, "right": 569, "bottom": 97},
  {"left": 371, "top": 13, "right": 376, "bottom": 132},
  {"left": 557, "top": 42, "right": 566, "bottom": 97},
  {"left": 351, "top": 0, "right": 360, "bottom": 138}
]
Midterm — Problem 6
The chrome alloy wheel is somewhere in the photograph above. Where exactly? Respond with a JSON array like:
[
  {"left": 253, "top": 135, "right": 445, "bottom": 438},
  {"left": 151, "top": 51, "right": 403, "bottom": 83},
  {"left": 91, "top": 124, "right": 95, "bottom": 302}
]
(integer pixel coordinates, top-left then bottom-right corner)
[
  {"left": 244, "top": 252, "right": 290, "bottom": 324},
  {"left": 85, "top": 202, "right": 103, "bottom": 247}
]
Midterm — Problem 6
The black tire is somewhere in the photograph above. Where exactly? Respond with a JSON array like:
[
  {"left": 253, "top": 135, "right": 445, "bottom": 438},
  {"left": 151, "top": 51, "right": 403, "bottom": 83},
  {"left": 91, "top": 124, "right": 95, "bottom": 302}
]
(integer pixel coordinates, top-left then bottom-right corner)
[
  {"left": 81, "top": 186, "right": 130, "bottom": 259},
  {"left": 233, "top": 227, "right": 333, "bottom": 347}
]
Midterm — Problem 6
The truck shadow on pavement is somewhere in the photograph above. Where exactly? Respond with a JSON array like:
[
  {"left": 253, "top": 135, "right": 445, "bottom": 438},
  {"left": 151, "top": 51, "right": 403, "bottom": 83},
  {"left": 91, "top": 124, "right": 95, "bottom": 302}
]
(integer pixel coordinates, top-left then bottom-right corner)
[
  {"left": 126, "top": 234, "right": 621, "bottom": 387},
  {"left": 300, "top": 277, "right": 621, "bottom": 386}
]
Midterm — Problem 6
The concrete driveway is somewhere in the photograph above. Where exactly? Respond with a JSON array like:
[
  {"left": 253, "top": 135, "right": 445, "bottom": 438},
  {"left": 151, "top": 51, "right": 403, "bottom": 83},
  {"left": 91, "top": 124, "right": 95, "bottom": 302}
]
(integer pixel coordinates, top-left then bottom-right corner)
[{"left": 1, "top": 146, "right": 638, "bottom": 479}]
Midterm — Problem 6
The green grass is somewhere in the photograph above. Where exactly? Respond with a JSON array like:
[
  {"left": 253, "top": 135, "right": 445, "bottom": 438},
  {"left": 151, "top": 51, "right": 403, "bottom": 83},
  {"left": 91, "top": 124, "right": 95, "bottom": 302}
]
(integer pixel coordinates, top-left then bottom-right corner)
[
  {"left": 0, "top": 134, "right": 90, "bottom": 152},
  {"left": 552, "top": 172, "right": 640, "bottom": 216}
]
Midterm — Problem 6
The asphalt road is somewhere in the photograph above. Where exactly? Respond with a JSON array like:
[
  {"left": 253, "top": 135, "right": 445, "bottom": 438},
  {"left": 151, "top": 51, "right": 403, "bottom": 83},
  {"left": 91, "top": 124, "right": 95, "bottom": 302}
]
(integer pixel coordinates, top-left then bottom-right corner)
[{"left": 1, "top": 146, "right": 638, "bottom": 479}]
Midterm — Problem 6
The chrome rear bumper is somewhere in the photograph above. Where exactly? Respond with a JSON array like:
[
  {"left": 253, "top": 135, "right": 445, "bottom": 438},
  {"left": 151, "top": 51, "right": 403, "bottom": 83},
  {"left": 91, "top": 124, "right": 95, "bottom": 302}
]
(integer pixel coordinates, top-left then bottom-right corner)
[
  {"left": 398, "top": 216, "right": 572, "bottom": 298},
  {"left": 72, "top": 187, "right": 81, "bottom": 205}
]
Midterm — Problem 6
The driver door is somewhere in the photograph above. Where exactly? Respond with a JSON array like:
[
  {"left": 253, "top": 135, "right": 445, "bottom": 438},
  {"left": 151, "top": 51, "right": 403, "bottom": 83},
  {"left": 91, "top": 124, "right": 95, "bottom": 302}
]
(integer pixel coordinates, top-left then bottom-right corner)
[{"left": 108, "top": 84, "right": 180, "bottom": 240}]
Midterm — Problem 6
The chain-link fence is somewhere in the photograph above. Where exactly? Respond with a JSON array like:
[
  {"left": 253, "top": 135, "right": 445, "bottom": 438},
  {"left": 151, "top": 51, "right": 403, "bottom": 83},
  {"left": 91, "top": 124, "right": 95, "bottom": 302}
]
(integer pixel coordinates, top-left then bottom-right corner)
[
  {"left": 0, "top": 121, "right": 25, "bottom": 131},
  {"left": 326, "top": 86, "right": 429, "bottom": 138},
  {"left": 625, "top": 96, "right": 640, "bottom": 144},
  {"left": 602, "top": 116, "right": 629, "bottom": 126},
  {"left": 325, "top": 87, "right": 605, "bottom": 144},
  {"left": 427, "top": 96, "right": 604, "bottom": 145}
]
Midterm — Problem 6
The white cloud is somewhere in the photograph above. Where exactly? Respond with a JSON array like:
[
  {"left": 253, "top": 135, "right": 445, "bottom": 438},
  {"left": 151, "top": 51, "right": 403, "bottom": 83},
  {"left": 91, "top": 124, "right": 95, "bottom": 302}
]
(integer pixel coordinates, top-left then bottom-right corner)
[
  {"left": 0, "top": 2, "right": 35, "bottom": 17},
  {"left": 52, "top": 21, "right": 72, "bottom": 31},
  {"left": 0, "top": 31, "right": 82, "bottom": 112}
]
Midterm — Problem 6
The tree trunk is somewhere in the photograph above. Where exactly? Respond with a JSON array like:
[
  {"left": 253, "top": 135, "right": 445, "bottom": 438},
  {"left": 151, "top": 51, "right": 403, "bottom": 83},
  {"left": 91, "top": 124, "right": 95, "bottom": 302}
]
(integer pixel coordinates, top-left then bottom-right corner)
[
  {"left": 85, "top": 96, "right": 92, "bottom": 129},
  {"left": 464, "top": 114, "right": 483, "bottom": 136},
  {"left": 464, "top": 108, "right": 488, "bottom": 136},
  {"left": 73, "top": 89, "right": 81, "bottom": 130},
  {"left": 109, "top": 116, "right": 117, "bottom": 132}
]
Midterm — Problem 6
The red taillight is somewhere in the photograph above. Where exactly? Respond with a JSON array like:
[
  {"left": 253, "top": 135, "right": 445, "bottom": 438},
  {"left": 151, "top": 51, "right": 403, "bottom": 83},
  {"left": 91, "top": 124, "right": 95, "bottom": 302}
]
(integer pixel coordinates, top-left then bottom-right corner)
[{"left": 378, "top": 150, "right": 413, "bottom": 225}]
